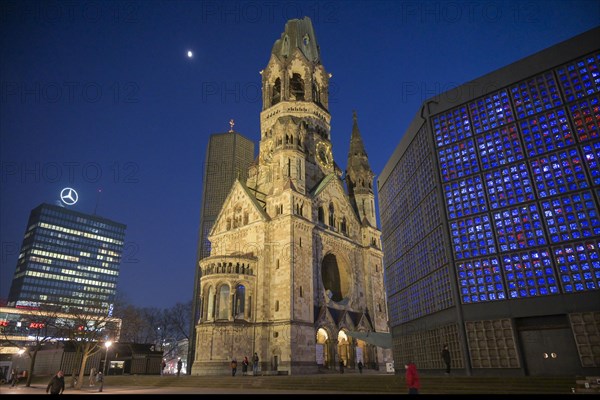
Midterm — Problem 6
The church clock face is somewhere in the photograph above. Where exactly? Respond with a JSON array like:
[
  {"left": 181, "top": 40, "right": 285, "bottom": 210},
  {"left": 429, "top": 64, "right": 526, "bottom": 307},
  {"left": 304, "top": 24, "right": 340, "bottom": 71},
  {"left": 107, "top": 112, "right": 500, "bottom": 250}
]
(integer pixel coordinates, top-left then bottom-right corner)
[{"left": 316, "top": 141, "right": 333, "bottom": 168}]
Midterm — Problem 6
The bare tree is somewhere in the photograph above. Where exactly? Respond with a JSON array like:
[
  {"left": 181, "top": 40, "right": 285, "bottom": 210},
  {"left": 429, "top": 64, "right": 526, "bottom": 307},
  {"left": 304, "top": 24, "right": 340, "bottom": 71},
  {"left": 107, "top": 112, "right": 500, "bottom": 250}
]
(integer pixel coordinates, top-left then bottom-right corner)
[
  {"left": 54, "top": 306, "right": 120, "bottom": 390},
  {"left": 0, "top": 305, "right": 61, "bottom": 387}
]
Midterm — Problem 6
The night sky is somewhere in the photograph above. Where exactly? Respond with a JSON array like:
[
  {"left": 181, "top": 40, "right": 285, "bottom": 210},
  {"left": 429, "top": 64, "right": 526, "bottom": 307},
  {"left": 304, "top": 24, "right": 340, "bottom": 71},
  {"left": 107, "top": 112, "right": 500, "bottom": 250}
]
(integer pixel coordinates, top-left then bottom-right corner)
[{"left": 1, "top": 0, "right": 598, "bottom": 309}]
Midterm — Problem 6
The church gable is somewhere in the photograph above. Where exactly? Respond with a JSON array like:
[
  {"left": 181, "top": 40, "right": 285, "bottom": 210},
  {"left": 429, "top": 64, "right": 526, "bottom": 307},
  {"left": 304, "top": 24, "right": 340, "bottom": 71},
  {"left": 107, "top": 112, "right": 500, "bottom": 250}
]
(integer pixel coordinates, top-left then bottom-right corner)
[
  {"left": 211, "top": 180, "right": 269, "bottom": 236},
  {"left": 312, "top": 174, "right": 361, "bottom": 227}
]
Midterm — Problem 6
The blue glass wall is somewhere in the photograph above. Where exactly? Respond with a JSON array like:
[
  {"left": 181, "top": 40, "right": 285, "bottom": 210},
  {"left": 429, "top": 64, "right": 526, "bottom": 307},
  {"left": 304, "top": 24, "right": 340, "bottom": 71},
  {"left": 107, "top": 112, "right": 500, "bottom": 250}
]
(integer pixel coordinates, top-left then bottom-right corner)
[{"left": 432, "top": 51, "right": 600, "bottom": 303}]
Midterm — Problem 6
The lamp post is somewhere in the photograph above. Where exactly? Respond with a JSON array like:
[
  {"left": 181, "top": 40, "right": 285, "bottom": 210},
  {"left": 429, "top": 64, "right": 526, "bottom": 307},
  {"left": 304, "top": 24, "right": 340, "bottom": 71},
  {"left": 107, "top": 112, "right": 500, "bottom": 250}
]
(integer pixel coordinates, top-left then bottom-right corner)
[
  {"left": 103, "top": 341, "right": 112, "bottom": 375},
  {"left": 98, "top": 341, "right": 112, "bottom": 393}
]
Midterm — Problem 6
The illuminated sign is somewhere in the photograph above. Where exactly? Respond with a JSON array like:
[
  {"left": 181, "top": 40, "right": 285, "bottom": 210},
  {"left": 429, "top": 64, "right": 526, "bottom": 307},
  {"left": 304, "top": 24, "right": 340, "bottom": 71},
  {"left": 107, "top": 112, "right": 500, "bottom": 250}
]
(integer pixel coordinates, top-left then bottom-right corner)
[{"left": 60, "top": 187, "right": 79, "bottom": 205}]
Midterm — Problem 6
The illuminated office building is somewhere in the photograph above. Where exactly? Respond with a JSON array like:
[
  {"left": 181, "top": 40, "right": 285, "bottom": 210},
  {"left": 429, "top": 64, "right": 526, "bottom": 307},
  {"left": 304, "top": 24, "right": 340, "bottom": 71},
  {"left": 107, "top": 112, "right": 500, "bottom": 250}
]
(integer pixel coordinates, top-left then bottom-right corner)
[
  {"left": 378, "top": 27, "right": 600, "bottom": 376},
  {"left": 7, "top": 203, "right": 126, "bottom": 316}
]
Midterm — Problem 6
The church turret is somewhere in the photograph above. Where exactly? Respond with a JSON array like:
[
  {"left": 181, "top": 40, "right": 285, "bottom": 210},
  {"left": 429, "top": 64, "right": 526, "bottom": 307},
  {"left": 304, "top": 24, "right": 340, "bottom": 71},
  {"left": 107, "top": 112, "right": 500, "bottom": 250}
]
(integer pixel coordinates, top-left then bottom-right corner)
[
  {"left": 345, "top": 111, "right": 377, "bottom": 227},
  {"left": 256, "top": 16, "right": 334, "bottom": 196}
]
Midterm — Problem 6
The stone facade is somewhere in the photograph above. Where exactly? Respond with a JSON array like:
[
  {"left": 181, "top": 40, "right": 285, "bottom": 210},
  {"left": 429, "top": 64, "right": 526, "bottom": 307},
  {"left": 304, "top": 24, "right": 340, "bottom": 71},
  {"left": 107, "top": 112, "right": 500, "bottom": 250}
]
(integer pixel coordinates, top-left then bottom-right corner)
[{"left": 191, "top": 17, "right": 392, "bottom": 376}]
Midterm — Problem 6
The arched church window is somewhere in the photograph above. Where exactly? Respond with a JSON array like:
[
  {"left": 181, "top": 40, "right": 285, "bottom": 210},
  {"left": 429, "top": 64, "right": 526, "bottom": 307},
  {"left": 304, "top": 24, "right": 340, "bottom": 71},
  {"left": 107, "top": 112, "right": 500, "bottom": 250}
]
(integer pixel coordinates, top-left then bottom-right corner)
[
  {"left": 290, "top": 73, "right": 304, "bottom": 101},
  {"left": 206, "top": 286, "right": 215, "bottom": 321},
  {"left": 318, "top": 206, "right": 324, "bottom": 223},
  {"left": 233, "top": 284, "right": 246, "bottom": 319},
  {"left": 272, "top": 78, "right": 281, "bottom": 105},
  {"left": 217, "top": 285, "right": 230, "bottom": 319},
  {"left": 328, "top": 203, "right": 335, "bottom": 227},
  {"left": 341, "top": 217, "right": 347, "bottom": 234}
]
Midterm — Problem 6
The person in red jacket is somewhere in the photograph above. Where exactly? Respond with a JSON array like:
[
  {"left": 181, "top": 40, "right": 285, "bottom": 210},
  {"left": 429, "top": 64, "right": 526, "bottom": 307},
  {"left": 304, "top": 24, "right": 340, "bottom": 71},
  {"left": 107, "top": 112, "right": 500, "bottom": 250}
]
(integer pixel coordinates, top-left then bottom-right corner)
[{"left": 404, "top": 362, "right": 420, "bottom": 394}]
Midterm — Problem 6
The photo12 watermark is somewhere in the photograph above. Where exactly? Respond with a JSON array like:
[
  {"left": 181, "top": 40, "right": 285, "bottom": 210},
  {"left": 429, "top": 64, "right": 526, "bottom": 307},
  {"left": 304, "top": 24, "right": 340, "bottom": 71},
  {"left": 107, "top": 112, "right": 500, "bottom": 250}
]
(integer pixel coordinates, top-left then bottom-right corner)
[
  {"left": 1, "top": 81, "right": 140, "bottom": 105},
  {"left": 0, "top": 161, "right": 140, "bottom": 184},
  {"left": 200, "top": 1, "right": 339, "bottom": 25}
]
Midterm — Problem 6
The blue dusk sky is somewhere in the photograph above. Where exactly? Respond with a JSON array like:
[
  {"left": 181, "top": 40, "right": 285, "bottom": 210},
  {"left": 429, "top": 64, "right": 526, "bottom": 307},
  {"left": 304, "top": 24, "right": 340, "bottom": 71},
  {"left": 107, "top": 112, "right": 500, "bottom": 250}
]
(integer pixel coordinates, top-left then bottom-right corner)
[{"left": 1, "top": 0, "right": 599, "bottom": 309}]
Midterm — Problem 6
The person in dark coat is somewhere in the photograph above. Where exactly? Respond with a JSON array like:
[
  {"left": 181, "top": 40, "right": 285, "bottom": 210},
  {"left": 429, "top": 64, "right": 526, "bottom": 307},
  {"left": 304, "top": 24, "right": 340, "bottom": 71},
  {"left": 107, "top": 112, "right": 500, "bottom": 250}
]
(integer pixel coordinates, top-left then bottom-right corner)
[
  {"left": 46, "top": 370, "right": 65, "bottom": 395},
  {"left": 231, "top": 359, "right": 238, "bottom": 376},
  {"left": 242, "top": 356, "right": 249, "bottom": 376},
  {"left": 404, "top": 362, "right": 420, "bottom": 394},
  {"left": 177, "top": 359, "right": 183, "bottom": 376},
  {"left": 442, "top": 344, "right": 451, "bottom": 374}
]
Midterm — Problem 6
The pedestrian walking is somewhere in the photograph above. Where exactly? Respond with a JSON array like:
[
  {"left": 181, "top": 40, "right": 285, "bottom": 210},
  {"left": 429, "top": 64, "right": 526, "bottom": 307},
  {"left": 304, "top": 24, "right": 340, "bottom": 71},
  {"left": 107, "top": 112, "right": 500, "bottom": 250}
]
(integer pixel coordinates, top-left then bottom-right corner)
[
  {"left": 441, "top": 344, "right": 451, "bottom": 375},
  {"left": 177, "top": 359, "right": 183, "bottom": 376},
  {"left": 405, "top": 362, "right": 420, "bottom": 394},
  {"left": 96, "top": 371, "right": 104, "bottom": 392},
  {"left": 339, "top": 359, "right": 344, "bottom": 374},
  {"left": 358, "top": 361, "right": 363, "bottom": 374},
  {"left": 46, "top": 370, "right": 65, "bottom": 395}
]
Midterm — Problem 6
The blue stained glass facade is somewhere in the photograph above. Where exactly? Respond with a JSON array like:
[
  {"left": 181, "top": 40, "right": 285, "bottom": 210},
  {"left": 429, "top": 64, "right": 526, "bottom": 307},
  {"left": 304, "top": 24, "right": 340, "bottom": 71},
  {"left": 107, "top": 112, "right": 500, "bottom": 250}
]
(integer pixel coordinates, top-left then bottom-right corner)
[
  {"left": 429, "top": 51, "right": 600, "bottom": 304},
  {"left": 541, "top": 191, "right": 600, "bottom": 243},
  {"left": 493, "top": 204, "right": 546, "bottom": 251},
  {"left": 568, "top": 95, "right": 599, "bottom": 141},
  {"left": 502, "top": 249, "right": 559, "bottom": 298},
  {"left": 510, "top": 72, "right": 562, "bottom": 119},
  {"left": 457, "top": 257, "right": 505, "bottom": 303},
  {"left": 378, "top": 32, "right": 599, "bottom": 376},
  {"left": 553, "top": 241, "right": 600, "bottom": 292},
  {"left": 444, "top": 175, "right": 487, "bottom": 219},
  {"left": 530, "top": 148, "right": 589, "bottom": 198},
  {"left": 450, "top": 215, "right": 496, "bottom": 259},
  {"left": 434, "top": 106, "right": 471, "bottom": 148},
  {"left": 469, "top": 90, "right": 514, "bottom": 134},
  {"left": 484, "top": 163, "right": 535, "bottom": 209},
  {"left": 556, "top": 53, "right": 600, "bottom": 102},
  {"left": 476, "top": 124, "right": 525, "bottom": 169},
  {"left": 439, "top": 139, "right": 479, "bottom": 181},
  {"left": 519, "top": 108, "right": 574, "bottom": 156}
]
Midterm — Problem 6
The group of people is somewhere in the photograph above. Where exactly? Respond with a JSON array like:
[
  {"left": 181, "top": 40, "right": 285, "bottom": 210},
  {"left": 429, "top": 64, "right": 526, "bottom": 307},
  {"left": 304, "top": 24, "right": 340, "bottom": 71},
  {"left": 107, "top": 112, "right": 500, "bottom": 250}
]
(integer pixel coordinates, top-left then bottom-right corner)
[
  {"left": 404, "top": 343, "right": 452, "bottom": 395},
  {"left": 231, "top": 353, "right": 259, "bottom": 376}
]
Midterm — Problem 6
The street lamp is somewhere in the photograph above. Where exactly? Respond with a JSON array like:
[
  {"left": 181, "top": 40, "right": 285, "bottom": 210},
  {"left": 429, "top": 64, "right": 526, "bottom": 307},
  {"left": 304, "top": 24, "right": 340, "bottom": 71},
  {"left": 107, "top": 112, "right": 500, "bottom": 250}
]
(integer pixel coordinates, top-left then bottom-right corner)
[{"left": 103, "top": 341, "right": 112, "bottom": 375}]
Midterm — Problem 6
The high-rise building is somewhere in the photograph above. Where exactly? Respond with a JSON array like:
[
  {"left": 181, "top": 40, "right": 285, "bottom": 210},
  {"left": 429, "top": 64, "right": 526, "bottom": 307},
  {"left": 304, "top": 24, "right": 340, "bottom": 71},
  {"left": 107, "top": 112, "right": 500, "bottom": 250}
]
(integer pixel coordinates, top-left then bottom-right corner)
[
  {"left": 7, "top": 203, "right": 126, "bottom": 316},
  {"left": 189, "top": 130, "right": 255, "bottom": 370},
  {"left": 190, "top": 17, "right": 391, "bottom": 376},
  {"left": 378, "top": 27, "right": 600, "bottom": 376}
]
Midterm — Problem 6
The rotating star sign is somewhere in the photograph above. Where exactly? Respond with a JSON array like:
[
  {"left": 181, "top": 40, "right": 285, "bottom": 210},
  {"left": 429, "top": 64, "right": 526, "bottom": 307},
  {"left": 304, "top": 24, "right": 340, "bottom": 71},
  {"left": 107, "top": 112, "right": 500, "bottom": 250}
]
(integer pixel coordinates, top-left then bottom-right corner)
[{"left": 187, "top": 50, "right": 193, "bottom": 58}]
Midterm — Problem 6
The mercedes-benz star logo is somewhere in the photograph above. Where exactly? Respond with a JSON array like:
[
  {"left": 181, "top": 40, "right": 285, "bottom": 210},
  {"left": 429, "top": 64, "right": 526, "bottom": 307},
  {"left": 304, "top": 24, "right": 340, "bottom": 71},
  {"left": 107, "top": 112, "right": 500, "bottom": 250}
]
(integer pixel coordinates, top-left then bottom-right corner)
[{"left": 60, "top": 187, "right": 79, "bottom": 205}]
